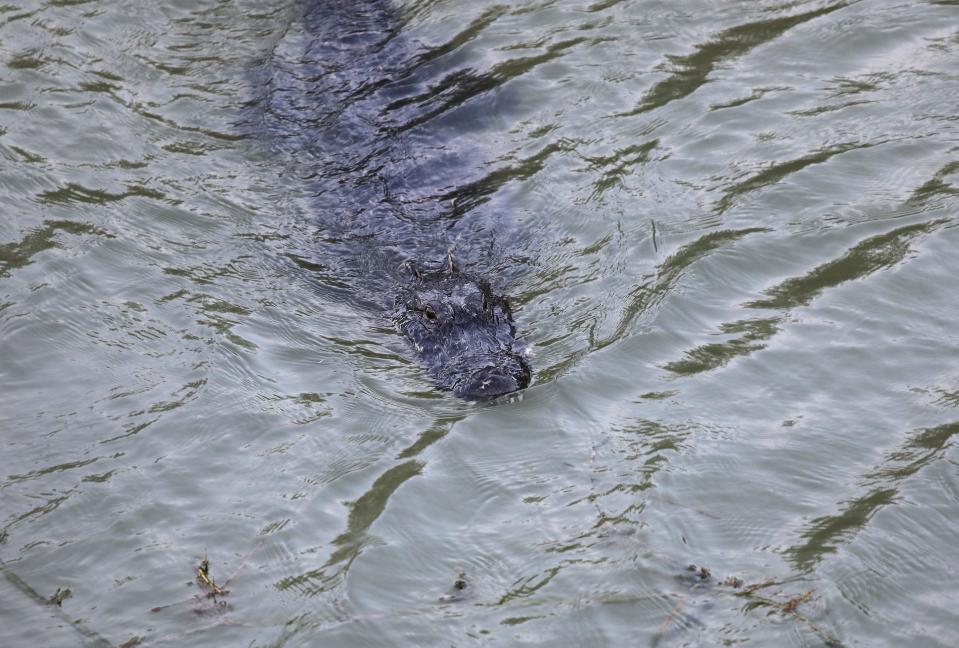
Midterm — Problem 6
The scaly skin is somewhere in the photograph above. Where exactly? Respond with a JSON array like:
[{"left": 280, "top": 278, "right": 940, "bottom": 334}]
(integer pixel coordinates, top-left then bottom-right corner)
[{"left": 251, "top": 0, "right": 532, "bottom": 400}]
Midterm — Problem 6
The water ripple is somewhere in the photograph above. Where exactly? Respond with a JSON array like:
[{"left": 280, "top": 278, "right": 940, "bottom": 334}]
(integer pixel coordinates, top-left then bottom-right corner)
[{"left": 3, "top": 0, "right": 959, "bottom": 646}]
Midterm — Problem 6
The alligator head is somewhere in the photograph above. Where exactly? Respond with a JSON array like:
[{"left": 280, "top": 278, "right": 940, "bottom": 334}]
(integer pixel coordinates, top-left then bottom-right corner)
[{"left": 395, "top": 260, "right": 531, "bottom": 401}]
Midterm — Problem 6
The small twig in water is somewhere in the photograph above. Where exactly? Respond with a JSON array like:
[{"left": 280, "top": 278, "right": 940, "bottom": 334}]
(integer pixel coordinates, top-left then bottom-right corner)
[
  {"left": 735, "top": 584, "right": 841, "bottom": 646},
  {"left": 223, "top": 540, "right": 265, "bottom": 587},
  {"left": 782, "top": 589, "right": 814, "bottom": 613},
  {"left": 658, "top": 595, "right": 687, "bottom": 634},
  {"left": 196, "top": 553, "right": 227, "bottom": 600}
]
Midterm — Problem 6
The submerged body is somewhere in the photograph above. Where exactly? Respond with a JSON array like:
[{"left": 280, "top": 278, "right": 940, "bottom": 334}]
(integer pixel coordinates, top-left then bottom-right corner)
[{"left": 254, "top": 0, "right": 531, "bottom": 399}]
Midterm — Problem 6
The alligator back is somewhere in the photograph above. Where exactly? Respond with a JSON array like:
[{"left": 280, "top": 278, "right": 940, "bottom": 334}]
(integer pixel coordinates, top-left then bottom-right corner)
[{"left": 250, "top": 0, "right": 532, "bottom": 399}]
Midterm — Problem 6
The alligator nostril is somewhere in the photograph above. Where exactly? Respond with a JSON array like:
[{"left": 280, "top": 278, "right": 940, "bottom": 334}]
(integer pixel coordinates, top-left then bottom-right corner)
[
  {"left": 459, "top": 371, "right": 518, "bottom": 400},
  {"left": 457, "top": 360, "right": 530, "bottom": 401}
]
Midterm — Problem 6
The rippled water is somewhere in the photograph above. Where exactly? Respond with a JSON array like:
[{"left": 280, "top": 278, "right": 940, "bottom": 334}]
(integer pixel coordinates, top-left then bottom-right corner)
[{"left": 2, "top": 0, "right": 959, "bottom": 646}]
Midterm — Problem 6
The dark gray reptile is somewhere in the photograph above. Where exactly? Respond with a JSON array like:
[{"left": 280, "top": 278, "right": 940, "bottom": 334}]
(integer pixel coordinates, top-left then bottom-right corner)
[{"left": 251, "top": 0, "right": 531, "bottom": 400}]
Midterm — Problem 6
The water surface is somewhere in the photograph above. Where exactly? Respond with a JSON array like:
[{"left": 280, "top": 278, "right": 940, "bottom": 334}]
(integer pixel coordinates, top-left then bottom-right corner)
[{"left": 2, "top": 0, "right": 959, "bottom": 646}]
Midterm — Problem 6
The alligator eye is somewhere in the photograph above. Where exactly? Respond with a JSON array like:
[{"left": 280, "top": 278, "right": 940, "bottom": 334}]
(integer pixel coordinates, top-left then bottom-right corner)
[{"left": 425, "top": 305, "right": 437, "bottom": 321}]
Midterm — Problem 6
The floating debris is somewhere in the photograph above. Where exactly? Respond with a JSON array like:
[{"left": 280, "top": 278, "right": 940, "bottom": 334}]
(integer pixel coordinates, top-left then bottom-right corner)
[
  {"left": 48, "top": 587, "right": 72, "bottom": 606},
  {"left": 782, "top": 589, "right": 814, "bottom": 613},
  {"left": 196, "top": 553, "right": 228, "bottom": 600},
  {"left": 151, "top": 541, "right": 265, "bottom": 615},
  {"left": 685, "top": 564, "right": 711, "bottom": 580},
  {"left": 734, "top": 583, "right": 837, "bottom": 645},
  {"left": 659, "top": 563, "right": 839, "bottom": 646},
  {"left": 439, "top": 572, "right": 472, "bottom": 603}
]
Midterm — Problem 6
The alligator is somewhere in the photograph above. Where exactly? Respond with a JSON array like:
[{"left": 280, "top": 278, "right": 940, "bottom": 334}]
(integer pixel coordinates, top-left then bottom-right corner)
[{"left": 251, "top": 0, "right": 531, "bottom": 400}]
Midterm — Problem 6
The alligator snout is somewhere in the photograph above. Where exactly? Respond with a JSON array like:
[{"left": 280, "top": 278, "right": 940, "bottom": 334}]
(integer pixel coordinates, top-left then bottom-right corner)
[{"left": 456, "top": 354, "right": 531, "bottom": 401}]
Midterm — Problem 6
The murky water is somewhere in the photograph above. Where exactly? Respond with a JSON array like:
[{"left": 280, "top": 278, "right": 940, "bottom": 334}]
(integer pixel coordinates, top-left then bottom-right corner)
[{"left": 2, "top": 0, "right": 959, "bottom": 646}]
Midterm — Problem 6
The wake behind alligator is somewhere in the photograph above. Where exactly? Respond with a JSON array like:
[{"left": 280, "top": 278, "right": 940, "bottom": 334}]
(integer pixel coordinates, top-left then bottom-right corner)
[{"left": 252, "top": 0, "right": 532, "bottom": 400}]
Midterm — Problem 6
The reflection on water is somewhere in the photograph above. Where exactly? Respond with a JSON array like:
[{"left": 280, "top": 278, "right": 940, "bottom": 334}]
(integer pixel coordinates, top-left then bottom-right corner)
[{"left": 2, "top": 0, "right": 959, "bottom": 646}]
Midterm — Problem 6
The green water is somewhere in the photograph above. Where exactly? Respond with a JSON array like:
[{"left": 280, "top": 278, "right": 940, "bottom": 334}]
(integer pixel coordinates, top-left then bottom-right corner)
[{"left": 2, "top": 0, "right": 958, "bottom": 646}]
